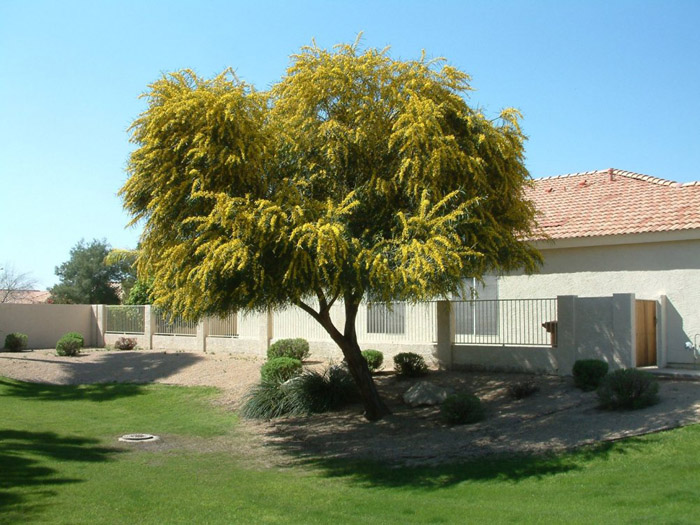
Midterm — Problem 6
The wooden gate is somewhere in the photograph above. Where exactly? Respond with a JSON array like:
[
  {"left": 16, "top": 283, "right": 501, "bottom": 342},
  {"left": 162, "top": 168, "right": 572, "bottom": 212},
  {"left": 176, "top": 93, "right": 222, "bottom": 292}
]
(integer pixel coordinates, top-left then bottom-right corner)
[{"left": 635, "top": 300, "right": 657, "bottom": 367}]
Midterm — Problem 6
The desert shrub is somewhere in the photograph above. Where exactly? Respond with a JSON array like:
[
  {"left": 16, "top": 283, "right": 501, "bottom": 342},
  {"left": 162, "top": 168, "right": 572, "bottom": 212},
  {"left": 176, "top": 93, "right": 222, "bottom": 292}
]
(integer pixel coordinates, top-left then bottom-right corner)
[
  {"left": 56, "top": 332, "right": 84, "bottom": 357},
  {"left": 597, "top": 369, "right": 660, "bottom": 410},
  {"left": 114, "top": 337, "right": 137, "bottom": 350},
  {"left": 393, "top": 352, "right": 428, "bottom": 378},
  {"left": 240, "top": 380, "right": 297, "bottom": 419},
  {"left": 267, "top": 338, "right": 310, "bottom": 361},
  {"left": 573, "top": 359, "right": 609, "bottom": 391},
  {"left": 508, "top": 380, "right": 540, "bottom": 400},
  {"left": 4, "top": 333, "right": 28, "bottom": 352},
  {"left": 440, "top": 393, "right": 485, "bottom": 425},
  {"left": 362, "top": 349, "right": 384, "bottom": 373},
  {"left": 285, "top": 365, "right": 360, "bottom": 413},
  {"left": 260, "top": 357, "right": 303, "bottom": 383}
]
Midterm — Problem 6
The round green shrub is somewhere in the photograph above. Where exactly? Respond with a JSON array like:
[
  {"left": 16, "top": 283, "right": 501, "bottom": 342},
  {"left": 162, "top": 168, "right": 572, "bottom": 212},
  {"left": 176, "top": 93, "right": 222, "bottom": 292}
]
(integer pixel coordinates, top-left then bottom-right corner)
[
  {"left": 362, "top": 349, "right": 384, "bottom": 373},
  {"left": 260, "top": 357, "right": 303, "bottom": 383},
  {"left": 4, "top": 333, "right": 28, "bottom": 352},
  {"left": 573, "top": 359, "right": 609, "bottom": 391},
  {"left": 393, "top": 352, "right": 428, "bottom": 378},
  {"left": 440, "top": 393, "right": 485, "bottom": 425},
  {"left": 56, "top": 332, "right": 84, "bottom": 357},
  {"left": 267, "top": 338, "right": 310, "bottom": 361},
  {"left": 597, "top": 369, "right": 660, "bottom": 410}
]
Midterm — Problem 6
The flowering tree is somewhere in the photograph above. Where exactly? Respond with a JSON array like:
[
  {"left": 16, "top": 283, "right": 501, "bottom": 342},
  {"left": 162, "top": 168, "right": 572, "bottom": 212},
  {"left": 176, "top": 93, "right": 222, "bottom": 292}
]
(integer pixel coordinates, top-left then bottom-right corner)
[{"left": 121, "top": 40, "right": 540, "bottom": 420}]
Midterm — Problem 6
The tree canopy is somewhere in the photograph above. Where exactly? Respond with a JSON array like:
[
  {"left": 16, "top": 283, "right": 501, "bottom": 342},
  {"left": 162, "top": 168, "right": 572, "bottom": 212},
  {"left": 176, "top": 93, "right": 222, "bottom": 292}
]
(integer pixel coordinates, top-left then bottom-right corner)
[
  {"left": 50, "top": 239, "right": 133, "bottom": 304},
  {"left": 121, "top": 40, "right": 541, "bottom": 419}
]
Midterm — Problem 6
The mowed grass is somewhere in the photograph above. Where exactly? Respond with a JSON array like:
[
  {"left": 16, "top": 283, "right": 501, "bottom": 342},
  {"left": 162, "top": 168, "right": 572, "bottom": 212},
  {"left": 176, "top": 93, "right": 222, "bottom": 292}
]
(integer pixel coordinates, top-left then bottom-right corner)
[{"left": 1, "top": 377, "right": 699, "bottom": 524}]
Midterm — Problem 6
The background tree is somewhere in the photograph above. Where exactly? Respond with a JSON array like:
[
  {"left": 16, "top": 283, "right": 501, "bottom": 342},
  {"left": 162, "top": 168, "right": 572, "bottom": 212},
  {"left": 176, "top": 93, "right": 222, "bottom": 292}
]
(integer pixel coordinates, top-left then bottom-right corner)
[
  {"left": 105, "top": 248, "right": 152, "bottom": 304},
  {"left": 121, "top": 40, "right": 541, "bottom": 420},
  {"left": 0, "top": 264, "right": 38, "bottom": 303},
  {"left": 50, "top": 239, "right": 132, "bottom": 304}
]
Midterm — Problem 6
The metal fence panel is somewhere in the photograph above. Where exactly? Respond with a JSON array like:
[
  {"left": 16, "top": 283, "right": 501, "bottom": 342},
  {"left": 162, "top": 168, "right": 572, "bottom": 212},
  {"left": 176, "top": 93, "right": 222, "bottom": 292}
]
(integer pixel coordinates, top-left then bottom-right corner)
[
  {"left": 104, "top": 305, "right": 145, "bottom": 334},
  {"left": 154, "top": 310, "right": 198, "bottom": 336},
  {"left": 453, "top": 298, "right": 557, "bottom": 346},
  {"left": 208, "top": 313, "right": 238, "bottom": 337}
]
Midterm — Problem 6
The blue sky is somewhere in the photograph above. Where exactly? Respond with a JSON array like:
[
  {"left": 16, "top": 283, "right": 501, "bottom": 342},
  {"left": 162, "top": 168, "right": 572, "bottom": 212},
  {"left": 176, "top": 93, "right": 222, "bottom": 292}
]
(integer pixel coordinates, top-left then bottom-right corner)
[{"left": 2, "top": 0, "right": 699, "bottom": 288}]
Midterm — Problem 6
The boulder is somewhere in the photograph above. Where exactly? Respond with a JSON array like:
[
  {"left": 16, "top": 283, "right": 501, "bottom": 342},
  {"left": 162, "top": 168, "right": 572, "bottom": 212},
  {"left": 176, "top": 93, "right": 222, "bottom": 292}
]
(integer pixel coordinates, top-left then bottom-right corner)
[{"left": 403, "top": 381, "right": 451, "bottom": 407}]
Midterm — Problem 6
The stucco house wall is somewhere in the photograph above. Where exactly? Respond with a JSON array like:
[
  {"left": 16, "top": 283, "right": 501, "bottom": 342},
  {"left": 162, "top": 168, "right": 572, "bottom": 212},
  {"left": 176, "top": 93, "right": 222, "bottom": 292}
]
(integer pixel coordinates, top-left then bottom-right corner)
[{"left": 499, "top": 233, "right": 700, "bottom": 366}]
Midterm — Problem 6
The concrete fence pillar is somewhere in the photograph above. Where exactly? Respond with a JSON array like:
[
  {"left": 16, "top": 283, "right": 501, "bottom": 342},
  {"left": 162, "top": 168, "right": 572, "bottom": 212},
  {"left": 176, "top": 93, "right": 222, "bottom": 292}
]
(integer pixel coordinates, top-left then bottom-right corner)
[
  {"left": 435, "top": 300, "right": 455, "bottom": 369},
  {"left": 555, "top": 295, "right": 577, "bottom": 376},
  {"left": 658, "top": 295, "right": 668, "bottom": 368},
  {"left": 197, "top": 317, "right": 209, "bottom": 353},
  {"left": 259, "top": 308, "right": 273, "bottom": 352},
  {"left": 144, "top": 305, "right": 155, "bottom": 350},
  {"left": 612, "top": 293, "right": 635, "bottom": 368},
  {"left": 94, "top": 304, "right": 106, "bottom": 348}
]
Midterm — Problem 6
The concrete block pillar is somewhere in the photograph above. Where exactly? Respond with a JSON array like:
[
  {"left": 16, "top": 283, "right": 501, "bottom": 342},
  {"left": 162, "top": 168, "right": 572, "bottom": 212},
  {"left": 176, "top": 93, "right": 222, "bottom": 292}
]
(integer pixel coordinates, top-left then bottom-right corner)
[
  {"left": 260, "top": 308, "right": 273, "bottom": 353},
  {"left": 658, "top": 295, "right": 668, "bottom": 368},
  {"left": 94, "top": 304, "right": 106, "bottom": 348},
  {"left": 144, "top": 305, "right": 156, "bottom": 350},
  {"left": 556, "top": 295, "right": 577, "bottom": 376},
  {"left": 435, "top": 300, "right": 455, "bottom": 369},
  {"left": 612, "top": 293, "right": 635, "bottom": 368},
  {"left": 197, "top": 317, "right": 209, "bottom": 353}
]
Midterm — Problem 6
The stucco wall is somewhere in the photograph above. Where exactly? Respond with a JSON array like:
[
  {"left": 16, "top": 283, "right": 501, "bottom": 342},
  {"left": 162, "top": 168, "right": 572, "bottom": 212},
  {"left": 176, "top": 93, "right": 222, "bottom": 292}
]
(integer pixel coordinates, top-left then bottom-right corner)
[
  {"left": 0, "top": 304, "right": 98, "bottom": 348},
  {"left": 499, "top": 238, "right": 700, "bottom": 366}
]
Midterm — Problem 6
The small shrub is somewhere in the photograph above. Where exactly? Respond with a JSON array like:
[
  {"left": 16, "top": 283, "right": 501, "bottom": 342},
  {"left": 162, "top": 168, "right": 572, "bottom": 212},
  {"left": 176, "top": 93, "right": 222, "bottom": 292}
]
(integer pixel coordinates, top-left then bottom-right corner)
[
  {"left": 56, "top": 332, "right": 84, "bottom": 357},
  {"left": 440, "top": 393, "right": 485, "bottom": 425},
  {"left": 267, "top": 338, "right": 310, "bottom": 361},
  {"left": 362, "top": 349, "right": 384, "bottom": 373},
  {"left": 573, "top": 359, "right": 609, "bottom": 391},
  {"left": 4, "top": 333, "right": 28, "bottom": 352},
  {"left": 285, "top": 365, "right": 360, "bottom": 413},
  {"left": 597, "top": 369, "right": 660, "bottom": 410},
  {"left": 114, "top": 337, "right": 137, "bottom": 350},
  {"left": 508, "top": 380, "right": 540, "bottom": 400},
  {"left": 260, "top": 357, "right": 302, "bottom": 383},
  {"left": 393, "top": 352, "right": 428, "bottom": 378}
]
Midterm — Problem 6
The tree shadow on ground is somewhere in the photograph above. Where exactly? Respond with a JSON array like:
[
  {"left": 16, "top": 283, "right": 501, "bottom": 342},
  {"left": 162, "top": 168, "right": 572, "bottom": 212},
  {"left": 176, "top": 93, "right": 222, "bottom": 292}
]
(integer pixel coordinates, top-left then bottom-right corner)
[
  {"left": 0, "top": 378, "right": 145, "bottom": 402},
  {"left": 0, "top": 430, "right": 122, "bottom": 520},
  {"left": 292, "top": 435, "right": 654, "bottom": 490},
  {"left": 0, "top": 350, "right": 205, "bottom": 398}
]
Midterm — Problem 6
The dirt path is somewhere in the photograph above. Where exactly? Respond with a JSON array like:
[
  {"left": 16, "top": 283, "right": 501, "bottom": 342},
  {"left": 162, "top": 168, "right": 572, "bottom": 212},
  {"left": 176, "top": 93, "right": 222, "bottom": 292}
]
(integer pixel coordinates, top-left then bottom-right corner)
[{"left": 2, "top": 348, "right": 699, "bottom": 465}]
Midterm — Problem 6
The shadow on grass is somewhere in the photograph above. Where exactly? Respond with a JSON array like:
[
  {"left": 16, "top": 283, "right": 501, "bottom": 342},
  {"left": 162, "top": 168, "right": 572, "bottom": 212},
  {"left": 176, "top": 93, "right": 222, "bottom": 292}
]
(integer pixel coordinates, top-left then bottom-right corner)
[
  {"left": 0, "top": 430, "right": 122, "bottom": 519},
  {"left": 295, "top": 436, "right": 654, "bottom": 490},
  {"left": 0, "top": 378, "right": 145, "bottom": 402}
]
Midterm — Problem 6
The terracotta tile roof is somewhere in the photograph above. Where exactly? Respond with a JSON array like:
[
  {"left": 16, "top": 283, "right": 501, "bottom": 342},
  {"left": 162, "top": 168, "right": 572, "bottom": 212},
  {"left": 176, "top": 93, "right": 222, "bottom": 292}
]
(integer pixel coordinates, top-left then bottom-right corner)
[
  {"left": 0, "top": 289, "right": 51, "bottom": 304},
  {"left": 526, "top": 168, "right": 700, "bottom": 240}
]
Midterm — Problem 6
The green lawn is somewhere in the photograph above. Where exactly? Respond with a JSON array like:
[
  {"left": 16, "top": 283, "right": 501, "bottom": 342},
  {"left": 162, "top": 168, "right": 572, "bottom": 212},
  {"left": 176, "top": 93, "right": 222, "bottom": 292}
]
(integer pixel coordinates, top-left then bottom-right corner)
[{"left": 1, "top": 377, "right": 698, "bottom": 524}]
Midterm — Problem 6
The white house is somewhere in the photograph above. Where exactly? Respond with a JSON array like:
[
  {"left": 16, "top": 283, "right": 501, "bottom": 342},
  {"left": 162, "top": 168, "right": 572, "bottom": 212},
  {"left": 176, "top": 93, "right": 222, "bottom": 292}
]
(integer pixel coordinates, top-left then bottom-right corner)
[{"left": 495, "top": 168, "right": 700, "bottom": 368}]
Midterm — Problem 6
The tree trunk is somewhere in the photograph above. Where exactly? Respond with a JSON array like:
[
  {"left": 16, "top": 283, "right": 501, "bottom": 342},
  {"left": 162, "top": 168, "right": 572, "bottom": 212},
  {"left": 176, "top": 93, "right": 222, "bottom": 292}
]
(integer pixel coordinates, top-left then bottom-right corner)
[{"left": 319, "top": 300, "right": 391, "bottom": 421}]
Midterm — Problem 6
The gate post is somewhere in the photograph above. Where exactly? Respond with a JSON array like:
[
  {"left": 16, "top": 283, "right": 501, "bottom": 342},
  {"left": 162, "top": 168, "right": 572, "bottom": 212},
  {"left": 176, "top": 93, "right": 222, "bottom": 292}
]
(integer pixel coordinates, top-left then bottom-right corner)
[{"left": 436, "top": 300, "right": 455, "bottom": 369}]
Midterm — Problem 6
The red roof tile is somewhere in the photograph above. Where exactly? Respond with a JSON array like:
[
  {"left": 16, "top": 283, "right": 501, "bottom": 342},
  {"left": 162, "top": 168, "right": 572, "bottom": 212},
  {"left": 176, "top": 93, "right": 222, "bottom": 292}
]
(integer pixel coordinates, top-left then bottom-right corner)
[{"left": 527, "top": 168, "right": 700, "bottom": 240}]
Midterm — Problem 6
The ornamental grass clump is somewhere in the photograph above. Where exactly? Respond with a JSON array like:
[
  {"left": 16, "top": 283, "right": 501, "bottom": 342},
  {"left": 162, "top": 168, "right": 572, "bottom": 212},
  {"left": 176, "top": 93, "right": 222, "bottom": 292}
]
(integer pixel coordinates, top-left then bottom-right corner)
[
  {"left": 4, "top": 333, "right": 28, "bottom": 352},
  {"left": 393, "top": 352, "right": 428, "bottom": 378},
  {"left": 573, "top": 359, "right": 609, "bottom": 391},
  {"left": 56, "top": 332, "right": 84, "bottom": 357},
  {"left": 242, "top": 364, "right": 359, "bottom": 419},
  {"left": 440, "top": 393, "right": 485, "bottom": 425},
  {"left": 267, "top": 338, "right": 310, "bottom": 361},
  {"left": 597, "top": 369, "right": 660, "bottom": 410}
]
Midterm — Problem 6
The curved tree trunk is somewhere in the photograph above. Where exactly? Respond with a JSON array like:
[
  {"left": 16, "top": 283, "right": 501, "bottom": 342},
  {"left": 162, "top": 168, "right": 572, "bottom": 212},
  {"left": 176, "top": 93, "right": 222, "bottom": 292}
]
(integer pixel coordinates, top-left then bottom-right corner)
[{"left": 309, "top": 297, "right": 391, "bottom": 421}]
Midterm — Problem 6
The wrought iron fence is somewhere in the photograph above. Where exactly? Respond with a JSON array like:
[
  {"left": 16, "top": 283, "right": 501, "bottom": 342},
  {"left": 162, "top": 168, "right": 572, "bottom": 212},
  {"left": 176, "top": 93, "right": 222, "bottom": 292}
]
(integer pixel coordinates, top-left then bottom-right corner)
[
  {"left": 453, "top": 298, "right": 557, "bottom": 346},
  {"left": 104, "top": 305, "right": 145, "bottom": 334},
  {"left": 154, "top": 310, "right": 198, "bottom": 336},
  {"left": 208, "top": 313, "right": 238, "bottom": 337}
]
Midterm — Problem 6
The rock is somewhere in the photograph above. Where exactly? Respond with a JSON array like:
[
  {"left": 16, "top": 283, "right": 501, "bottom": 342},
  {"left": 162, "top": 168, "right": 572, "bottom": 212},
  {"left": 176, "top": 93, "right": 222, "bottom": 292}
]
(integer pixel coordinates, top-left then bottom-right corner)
[{"left": 403, "top": 381, "right": 451, "bottom": 407}]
